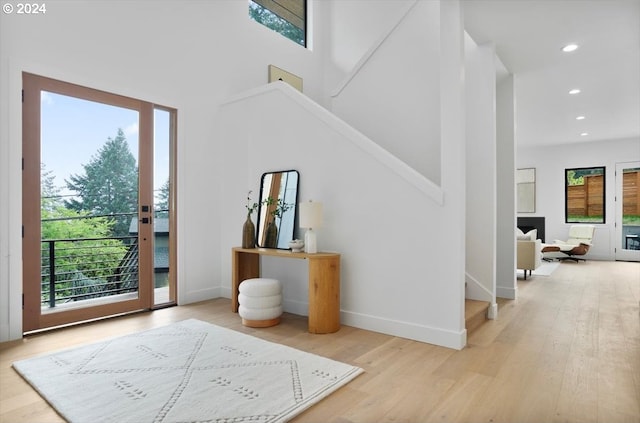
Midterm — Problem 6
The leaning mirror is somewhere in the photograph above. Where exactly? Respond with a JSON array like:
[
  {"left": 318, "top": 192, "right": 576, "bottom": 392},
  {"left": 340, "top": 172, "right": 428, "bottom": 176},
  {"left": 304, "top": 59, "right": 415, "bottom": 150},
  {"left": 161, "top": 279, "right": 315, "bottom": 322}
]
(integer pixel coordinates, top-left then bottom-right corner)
[{"left": 257, "top": 170, "right": 299, "bottom": 249}]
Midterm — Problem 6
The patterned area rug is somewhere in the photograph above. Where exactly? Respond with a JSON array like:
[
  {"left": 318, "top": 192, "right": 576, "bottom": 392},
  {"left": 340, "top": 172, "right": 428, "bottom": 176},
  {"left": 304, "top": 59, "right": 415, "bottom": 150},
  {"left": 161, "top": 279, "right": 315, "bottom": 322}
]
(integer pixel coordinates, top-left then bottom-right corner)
[{"left": 13, "top": 319, "right": 363, "bottom": 423}]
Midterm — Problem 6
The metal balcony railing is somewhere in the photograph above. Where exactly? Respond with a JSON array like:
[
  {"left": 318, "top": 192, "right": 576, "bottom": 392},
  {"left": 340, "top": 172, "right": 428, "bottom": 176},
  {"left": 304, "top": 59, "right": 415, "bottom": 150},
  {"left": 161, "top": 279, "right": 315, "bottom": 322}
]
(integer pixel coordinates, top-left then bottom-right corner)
[{"left": 40, "top": 236, "right": 139, "bottom": 308}]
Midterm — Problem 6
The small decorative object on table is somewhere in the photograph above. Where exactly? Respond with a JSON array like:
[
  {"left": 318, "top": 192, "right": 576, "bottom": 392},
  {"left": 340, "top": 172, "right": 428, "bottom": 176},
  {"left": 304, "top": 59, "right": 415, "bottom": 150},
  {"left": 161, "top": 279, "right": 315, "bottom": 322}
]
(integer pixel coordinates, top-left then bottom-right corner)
[
  {"left": 289, "top": 239, "right": 304, "bottom": 252},
  {"left": 243, "top": 190, "right": 258, "bottom": 248}
]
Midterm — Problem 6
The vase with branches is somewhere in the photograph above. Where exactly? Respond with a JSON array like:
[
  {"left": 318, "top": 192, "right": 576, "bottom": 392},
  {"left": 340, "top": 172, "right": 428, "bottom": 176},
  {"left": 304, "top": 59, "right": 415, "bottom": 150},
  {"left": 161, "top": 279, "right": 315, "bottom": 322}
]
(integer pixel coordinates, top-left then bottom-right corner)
[{"left": 242, "top": 190, "right": 259, "bottom": 248}]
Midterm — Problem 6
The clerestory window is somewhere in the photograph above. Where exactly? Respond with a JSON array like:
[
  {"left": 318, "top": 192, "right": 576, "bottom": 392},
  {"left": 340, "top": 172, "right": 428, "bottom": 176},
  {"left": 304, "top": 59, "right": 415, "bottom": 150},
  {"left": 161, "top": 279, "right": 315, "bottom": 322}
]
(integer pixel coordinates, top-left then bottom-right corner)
[{"left": 249, "top": 0, "right": 306, "bottom": 47}]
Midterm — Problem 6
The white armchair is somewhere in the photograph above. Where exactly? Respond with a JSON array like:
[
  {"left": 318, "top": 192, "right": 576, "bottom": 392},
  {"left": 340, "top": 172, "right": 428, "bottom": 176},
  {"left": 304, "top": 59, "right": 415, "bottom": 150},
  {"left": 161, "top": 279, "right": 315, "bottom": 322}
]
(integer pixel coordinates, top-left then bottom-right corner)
[
  {"left": 516, "top": 227, "right": 542, "bottom": 279},
  {"left": 542, "top": 225, "right": 595, "bottom": 262},
  {"left": 517, "top": 239, "right": 542, "bottom": 280}
]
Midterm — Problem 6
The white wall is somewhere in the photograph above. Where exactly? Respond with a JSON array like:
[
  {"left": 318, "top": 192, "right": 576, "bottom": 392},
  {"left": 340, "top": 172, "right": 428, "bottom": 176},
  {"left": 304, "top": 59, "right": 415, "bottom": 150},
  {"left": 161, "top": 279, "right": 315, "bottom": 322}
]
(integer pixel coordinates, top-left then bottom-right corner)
[
  {"left": 0, "top": 0, "right": 327, "bottom": 341},
  {"left": 517, "top": 137, "right": 640, "bottom": 260},
  {"left": 213, "top": 0, "right": 468, "bottom": 349},
  {"left": 327, "top": 0, "right": 414, "bottom": 81},
  {"left": 330, "top": 0, "right": 441, "bottom": 185},
  {"left": 496, "top": 74, "right": 517, "bottom": 300},
  {"left": 464, "top": 36, "right": 496, "bottom": 305},
  {"left": 217, "top": 81, "right": 466, "bottom": 348}
]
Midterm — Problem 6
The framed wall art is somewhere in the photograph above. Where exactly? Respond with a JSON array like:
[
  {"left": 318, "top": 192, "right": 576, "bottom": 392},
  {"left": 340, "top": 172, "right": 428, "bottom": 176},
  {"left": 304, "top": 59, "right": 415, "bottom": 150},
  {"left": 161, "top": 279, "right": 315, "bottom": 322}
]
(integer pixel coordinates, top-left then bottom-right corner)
[{"left": 517, "top": 168, "right": 536, "bottom": 213}]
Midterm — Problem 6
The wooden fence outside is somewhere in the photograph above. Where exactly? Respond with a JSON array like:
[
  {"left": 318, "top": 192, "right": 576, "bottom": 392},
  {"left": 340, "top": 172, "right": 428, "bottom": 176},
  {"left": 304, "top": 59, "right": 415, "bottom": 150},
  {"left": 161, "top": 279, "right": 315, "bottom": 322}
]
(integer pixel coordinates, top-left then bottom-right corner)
[
  {"left": 623, "top": 170, "right": 640, "bottom": 216},
  {"left": 567, "top": 174, "right": 604, "bottom": 217},
  {"left": 567, "top": 171, "right": 640, "bottom": 218}
]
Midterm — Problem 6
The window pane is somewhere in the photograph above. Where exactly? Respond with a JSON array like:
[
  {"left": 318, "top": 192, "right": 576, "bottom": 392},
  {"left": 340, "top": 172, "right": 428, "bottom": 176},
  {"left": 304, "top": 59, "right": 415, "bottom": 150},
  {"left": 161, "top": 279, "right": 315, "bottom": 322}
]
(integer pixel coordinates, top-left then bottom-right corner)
[
  {"left": 622, "top": 167, "right": 640, "bottom": 225},
  {"left": 565, "top": 166, "right": 605, "bottom": 223},
  {"left": 153, "top": 108, "right": 172, "bottom": 305},
  {"left": 249, "top": 0, "right": 306, "bottom": 47},
  {"left": 40, "top": 91, "right": 140, "bottom": 309}
]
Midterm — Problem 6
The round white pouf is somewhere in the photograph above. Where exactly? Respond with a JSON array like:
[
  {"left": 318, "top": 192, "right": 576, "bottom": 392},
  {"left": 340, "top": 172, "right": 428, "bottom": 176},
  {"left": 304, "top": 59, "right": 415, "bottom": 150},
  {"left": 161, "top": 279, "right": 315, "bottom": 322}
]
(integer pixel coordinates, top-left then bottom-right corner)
[{"left": 238, "top": 278, "right": 283, "bottom": 328}]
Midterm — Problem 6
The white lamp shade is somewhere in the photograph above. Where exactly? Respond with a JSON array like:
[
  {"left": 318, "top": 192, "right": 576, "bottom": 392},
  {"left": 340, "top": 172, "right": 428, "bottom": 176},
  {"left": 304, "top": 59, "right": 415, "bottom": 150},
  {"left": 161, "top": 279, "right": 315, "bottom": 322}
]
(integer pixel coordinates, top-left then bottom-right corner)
[{"left": 299, "top": 200, "right": 323, "bottom": 229}]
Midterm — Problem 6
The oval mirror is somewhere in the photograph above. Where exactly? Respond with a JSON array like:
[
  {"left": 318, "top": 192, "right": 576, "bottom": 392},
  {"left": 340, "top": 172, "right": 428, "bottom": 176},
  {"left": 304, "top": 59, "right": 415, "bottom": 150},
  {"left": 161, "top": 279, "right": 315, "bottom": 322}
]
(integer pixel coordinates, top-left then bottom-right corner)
[{"left": 257, "top": 170, "right": 299, "bottom": 249}]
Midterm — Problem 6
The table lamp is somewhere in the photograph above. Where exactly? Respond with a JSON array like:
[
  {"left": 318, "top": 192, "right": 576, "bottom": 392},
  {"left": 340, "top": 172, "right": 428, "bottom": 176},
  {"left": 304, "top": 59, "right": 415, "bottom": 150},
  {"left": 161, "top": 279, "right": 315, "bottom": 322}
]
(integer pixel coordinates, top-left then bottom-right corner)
[{"left": 299, "top": 200, "right": 323, "bottom": 253}]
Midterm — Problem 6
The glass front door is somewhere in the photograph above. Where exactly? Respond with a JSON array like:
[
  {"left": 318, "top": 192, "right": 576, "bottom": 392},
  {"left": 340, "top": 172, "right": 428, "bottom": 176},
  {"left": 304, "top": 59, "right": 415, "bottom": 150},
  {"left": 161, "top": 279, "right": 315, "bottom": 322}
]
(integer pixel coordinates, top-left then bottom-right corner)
[
  {"left": 615, "top": 162, "right": 640, "bottom": 262},
  {"left": 22, "top": 73, "right": 176, "bottom": 332}
]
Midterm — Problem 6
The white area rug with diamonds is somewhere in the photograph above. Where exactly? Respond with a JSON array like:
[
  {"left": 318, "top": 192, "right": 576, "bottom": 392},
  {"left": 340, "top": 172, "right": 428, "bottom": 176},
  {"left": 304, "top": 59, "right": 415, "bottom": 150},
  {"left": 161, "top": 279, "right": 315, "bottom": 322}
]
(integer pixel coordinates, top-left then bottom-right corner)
[
  {"left": 13, "top": 319, "right": 363, "bottom": 423},
  {"left": 518, "top": 261, "right": 561, "bottom": 277}
]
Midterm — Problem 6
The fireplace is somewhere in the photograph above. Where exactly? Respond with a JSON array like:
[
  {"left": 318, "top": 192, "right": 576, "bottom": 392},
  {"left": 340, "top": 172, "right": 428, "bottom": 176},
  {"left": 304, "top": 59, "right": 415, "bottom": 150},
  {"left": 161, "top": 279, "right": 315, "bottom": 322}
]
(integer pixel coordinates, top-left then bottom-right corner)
[{"left": 517, "top": 217, "right": 545, "bottom": 243}]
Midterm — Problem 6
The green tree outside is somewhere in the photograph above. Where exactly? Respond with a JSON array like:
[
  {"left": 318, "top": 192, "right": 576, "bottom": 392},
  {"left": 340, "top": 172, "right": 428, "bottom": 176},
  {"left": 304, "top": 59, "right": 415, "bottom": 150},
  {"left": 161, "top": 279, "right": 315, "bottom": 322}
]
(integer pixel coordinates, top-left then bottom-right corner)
[
  {"left": 42, "top": 160, "right": 131, "bottom": 304},
  {"left": 65, "top": 128, "right": 138, "bottom": 237},
  {"left": 566, "top": 170, "right": 584, "bottom": 186}
]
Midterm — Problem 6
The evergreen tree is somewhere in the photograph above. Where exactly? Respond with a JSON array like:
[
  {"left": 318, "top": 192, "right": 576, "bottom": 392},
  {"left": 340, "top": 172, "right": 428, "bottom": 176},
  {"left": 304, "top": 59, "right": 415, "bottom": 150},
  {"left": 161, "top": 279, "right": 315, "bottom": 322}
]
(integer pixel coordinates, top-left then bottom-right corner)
[{"left": 65, "top": 129, "right": 138, "bottom": 236}]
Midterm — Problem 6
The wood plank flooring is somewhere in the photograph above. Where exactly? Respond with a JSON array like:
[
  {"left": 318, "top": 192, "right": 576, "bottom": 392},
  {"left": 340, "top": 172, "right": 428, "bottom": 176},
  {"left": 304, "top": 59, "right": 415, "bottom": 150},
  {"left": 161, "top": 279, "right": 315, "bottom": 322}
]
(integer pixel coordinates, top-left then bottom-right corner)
[{"left": 1, "top": 260, "right": 638, "bottom": 423}]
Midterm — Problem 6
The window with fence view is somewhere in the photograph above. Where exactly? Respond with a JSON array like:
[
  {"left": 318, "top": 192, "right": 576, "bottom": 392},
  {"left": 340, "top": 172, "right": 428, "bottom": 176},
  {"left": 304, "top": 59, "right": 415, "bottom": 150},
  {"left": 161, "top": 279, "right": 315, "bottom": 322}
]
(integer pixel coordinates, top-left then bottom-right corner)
[
  {"left": 565, "top": 166, "right": 605, "bottom": 224},
  {"left": 622, "top": 168, "right": 640, "bottom": 225}
]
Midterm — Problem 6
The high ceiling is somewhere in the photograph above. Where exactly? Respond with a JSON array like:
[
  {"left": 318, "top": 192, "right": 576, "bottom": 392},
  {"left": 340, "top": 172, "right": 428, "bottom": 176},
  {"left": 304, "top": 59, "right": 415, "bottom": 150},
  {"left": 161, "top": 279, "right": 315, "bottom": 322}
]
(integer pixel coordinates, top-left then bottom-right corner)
[{"left": 462, "top": 0, "right": 640, "bottom": 147}]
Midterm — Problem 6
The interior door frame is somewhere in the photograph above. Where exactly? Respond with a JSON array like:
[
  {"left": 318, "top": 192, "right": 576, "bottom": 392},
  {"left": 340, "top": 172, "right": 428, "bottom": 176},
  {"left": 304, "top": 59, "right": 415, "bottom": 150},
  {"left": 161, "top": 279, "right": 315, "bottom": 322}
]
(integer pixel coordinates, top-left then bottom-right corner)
[
  {"left": 22, "top": 72, "right": 154, "bottom": 332},
  {"left": 615, "top": 161, "right": 640, "bottom": 262}
]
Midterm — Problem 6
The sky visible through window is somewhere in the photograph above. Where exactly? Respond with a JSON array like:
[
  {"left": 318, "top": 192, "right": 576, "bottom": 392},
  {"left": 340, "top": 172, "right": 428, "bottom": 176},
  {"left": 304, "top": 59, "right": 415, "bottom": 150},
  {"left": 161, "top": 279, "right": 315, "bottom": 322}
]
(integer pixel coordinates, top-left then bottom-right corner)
[{"left": 40, "top": 91, "right": 169, "bottom": 204}]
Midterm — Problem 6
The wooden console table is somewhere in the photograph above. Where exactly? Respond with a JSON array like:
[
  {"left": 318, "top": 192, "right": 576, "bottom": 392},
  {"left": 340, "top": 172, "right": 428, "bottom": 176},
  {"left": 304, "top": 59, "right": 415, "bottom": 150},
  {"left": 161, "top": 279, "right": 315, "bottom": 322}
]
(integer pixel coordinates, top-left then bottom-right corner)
[{"left": 231, "top": 247, "right": 341, "bottom": 334}]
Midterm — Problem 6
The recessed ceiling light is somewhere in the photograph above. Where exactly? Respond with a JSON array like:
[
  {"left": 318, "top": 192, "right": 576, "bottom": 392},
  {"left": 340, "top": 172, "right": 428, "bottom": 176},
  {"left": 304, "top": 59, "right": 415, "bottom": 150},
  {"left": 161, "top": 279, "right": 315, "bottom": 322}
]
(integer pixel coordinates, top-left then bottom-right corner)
[
  {"left": 580, "top": 132, "right": 589, "bottom": 136},
  {"left": 576, "top": 116, "right": 585, "bottom": 120},
  {"left": 562, "top": 44, "right": 579, "bottom": 52},
  {"left": 569, "top": 89, "right": 581, "bottom": 95}
]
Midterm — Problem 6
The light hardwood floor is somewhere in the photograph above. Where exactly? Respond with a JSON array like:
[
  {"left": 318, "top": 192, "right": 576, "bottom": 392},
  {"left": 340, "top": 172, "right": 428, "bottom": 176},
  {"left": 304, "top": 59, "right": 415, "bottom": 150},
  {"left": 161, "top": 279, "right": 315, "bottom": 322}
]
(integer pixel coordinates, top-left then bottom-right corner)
[{"left": 1, "top": 260, "right": 638, "bottom": 423}]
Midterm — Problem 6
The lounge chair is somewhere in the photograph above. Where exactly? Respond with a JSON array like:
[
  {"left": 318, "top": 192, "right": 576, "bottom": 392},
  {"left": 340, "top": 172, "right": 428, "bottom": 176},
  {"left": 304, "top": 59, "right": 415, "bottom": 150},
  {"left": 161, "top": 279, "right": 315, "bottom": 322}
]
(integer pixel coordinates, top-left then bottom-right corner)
[{"left": 542, "top": 225, "right": 595, "bottom": 262}]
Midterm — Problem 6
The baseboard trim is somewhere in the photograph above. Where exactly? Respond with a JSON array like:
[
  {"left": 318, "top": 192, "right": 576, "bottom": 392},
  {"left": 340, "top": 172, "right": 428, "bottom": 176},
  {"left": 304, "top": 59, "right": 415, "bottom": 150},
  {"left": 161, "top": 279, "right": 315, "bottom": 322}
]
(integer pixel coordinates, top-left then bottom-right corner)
[
  {"left": 182, "top": 287, "right": 221, "bottom": 305},
  {"left": 340, "top": 310, "right": 466, "bottom": 350},
  {"left": 496, "top": 286, "right": 517, "bottom": 300},
  {"left": 282, "top": 299, "right": 309, "bottom": 317},
  {"left": 215, "top": 289, "right": 466, "bottom": 350}
]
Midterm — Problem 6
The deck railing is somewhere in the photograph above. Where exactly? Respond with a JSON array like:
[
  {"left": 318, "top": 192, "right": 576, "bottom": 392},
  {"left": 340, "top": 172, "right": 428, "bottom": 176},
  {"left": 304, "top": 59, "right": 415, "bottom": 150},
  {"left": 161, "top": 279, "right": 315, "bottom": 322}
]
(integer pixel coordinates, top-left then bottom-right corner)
[{"left": 40, "top": 236, "right": 139, "bottom": 308}]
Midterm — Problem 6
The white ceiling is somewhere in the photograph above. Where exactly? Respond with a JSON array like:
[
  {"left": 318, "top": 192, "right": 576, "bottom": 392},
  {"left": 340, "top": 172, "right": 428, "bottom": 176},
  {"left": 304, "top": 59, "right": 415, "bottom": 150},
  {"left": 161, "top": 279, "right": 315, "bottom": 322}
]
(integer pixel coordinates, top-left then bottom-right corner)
[{"left": 462, "top": 0, "right": 640, "bottom": 148}]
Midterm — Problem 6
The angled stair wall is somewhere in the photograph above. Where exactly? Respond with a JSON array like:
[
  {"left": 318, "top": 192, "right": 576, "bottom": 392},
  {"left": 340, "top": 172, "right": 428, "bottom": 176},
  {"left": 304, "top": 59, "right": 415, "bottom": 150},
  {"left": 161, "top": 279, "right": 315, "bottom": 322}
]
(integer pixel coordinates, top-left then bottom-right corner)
[
  {"left": 216, "top": 76, "right": 466, "bottom": 349},
  {"left": 216, "top": 1, "right": 469, "bottom": 349},
  {"left": 330, "top": 0, "right": 442, "bottom": 186}
]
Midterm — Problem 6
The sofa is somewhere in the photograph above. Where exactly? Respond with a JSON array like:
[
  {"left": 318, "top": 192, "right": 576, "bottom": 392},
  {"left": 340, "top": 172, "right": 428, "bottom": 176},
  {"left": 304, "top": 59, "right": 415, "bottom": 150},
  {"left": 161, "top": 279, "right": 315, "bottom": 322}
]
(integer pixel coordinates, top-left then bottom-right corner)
[{"left": 516, "top": 228, "right": 542, "bottom": 280}]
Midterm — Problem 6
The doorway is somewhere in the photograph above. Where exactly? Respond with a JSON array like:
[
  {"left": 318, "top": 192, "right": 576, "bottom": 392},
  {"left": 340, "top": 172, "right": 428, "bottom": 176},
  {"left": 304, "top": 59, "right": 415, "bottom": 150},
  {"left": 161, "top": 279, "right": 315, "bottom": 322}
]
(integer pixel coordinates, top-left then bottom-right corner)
[
  {"left": 615, "top": 161, "right": 640, "bottom": 262},
  {"left": 22, "top": 73, "right": 177, "bottom": 332}
]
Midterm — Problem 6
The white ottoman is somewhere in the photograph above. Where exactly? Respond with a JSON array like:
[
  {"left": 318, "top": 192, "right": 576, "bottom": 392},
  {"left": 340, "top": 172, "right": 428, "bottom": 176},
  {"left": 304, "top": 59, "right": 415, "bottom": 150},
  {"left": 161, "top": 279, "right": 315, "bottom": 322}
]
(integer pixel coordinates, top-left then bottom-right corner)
[{"left": 238, "top": 278, "right": 283, "bottom": 328}]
